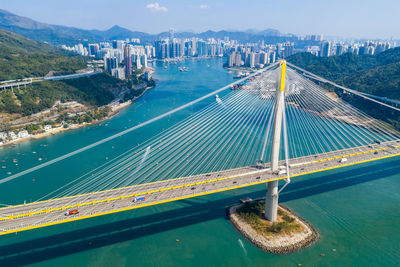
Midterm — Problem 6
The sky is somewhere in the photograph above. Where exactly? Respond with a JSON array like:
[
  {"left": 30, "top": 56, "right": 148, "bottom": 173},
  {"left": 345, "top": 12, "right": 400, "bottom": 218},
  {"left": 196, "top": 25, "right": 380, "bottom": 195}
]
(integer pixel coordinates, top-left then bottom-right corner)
[{"left": 0, "top": 0, "right": 399, "bottom": 39}]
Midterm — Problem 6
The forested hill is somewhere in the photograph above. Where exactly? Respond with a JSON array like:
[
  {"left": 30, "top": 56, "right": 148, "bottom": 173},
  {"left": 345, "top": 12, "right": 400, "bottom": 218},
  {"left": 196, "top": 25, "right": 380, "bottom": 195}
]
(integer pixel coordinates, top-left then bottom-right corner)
[
  {"left": 0, "top": 28, "right": 85, "bottom": 80},
  {"left": 287, "top": 48, "right": 400, "bottom": 129},
  {"left": 0, "top": 29, "right": 135, "bottom": 118},
  {"left": 287, "top": 48, "right": 400, "bottom": 100}
]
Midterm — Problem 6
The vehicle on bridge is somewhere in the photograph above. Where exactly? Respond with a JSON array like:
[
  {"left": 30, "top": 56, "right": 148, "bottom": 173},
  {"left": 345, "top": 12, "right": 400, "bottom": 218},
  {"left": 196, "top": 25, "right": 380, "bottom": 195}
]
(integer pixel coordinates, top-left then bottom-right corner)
[
  {"left": 133, "top": 196, "right": 146, "bottom": 203},
  {"left": 64, "top": 209, "right": 79, "bottom": 216}
]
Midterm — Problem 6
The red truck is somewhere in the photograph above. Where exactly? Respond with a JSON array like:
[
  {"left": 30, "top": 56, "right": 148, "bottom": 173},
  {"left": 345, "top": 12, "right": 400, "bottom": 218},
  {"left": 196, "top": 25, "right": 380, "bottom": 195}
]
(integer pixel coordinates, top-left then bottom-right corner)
[{"left": 65, "top": 209, "right": 79, "bottom": 216}]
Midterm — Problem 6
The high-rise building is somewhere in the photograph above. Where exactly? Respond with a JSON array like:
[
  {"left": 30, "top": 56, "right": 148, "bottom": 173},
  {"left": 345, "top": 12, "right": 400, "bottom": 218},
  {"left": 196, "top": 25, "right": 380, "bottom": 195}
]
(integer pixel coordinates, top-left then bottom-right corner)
[
  {"left": 320, "top": 41, "right": 331, "bottom": 57},
  {"left": 228, "top": 52, "right": 236, "bottom": 67},
  {"left": 124, "top": 46, "right": 132, "bottom": 76},
  {"left": 209, "top": 44, "right": 217, "bottom": 57},
  {"left": 269, "top": 52, "right": 276, "bottom": 63},
  {"left": 155, "top": 40, "right": 170, "bottom": 59},
  {"left": 248, "top": 52, "right": 256, "bottom": 68},
  {"left": 169, "top": 40, "right": 183, "bottom": 58},
  {"left": 259, "top": 51, "right": 269, "bottom": 65},
  {"left": 140, "top": 54, "right": 148, "bottom": 68},
  {"left": 104, "top": 56, "right": 118, "bottom": 73},
  {"left": 112, "top": 40, "right": 124, "bottom": 50},
  {"left": 336, "top": 44, "right": 345, "bottom": 56},
  {"left": 276, "top": 43, "right": 283, "bottom": 58},
  {"left": 133, "top": 54, "right": 141, "bottom": 69},
  {"left": 197, "top": 41, "right": 207, "bottom": 56},
  {"left": 358, "top": 46, "right": 367, "bottom": 55},
  {"left": 191, "top": 38, "right": 197, "bottom": 57},
  {"left": 111, "top": 67, "right": 125, "bottom": 80},
  {"left": 283, "top": 42, "right": 294, "bottom": 58},
  {"left": 235, "top": 52, "right": 242, "bottom": 67},
  {"left": 88, "top": 44, "right": 99, "bottom": 57}
]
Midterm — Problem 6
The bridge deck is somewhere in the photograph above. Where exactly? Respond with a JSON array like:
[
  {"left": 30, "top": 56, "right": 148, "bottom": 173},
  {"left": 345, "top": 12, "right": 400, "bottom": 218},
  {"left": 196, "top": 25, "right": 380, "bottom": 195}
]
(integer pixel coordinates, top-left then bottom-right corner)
[{"left": 1, "top": 140, "right": 399, "bottom": 235}]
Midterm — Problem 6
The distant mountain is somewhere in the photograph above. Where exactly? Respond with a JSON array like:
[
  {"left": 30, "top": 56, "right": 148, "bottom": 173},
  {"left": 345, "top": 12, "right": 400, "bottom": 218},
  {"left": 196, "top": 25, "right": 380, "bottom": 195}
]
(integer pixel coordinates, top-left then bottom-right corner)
[
  {"left": 0, "top": 9, "right": 316, "bottom": 47},
  {"left": 90, "top": 25, "right": 151, "bottom": 41},
  {"left": 0, "top": 9, "right": 151, "bottom": 45}
]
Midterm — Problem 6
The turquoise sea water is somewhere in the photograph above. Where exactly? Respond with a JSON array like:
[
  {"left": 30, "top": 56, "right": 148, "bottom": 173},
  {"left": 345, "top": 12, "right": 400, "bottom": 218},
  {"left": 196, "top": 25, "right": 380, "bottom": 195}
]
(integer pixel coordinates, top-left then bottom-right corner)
[{"left": 0, "top": 58, "right": 399, "bottom": 266}]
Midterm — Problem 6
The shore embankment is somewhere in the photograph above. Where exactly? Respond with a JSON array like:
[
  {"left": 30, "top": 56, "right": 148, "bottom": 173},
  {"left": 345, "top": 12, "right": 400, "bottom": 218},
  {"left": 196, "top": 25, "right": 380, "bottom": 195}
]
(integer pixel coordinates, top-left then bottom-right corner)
[{"left": 0, "top": 84, "right": 155, "bottom": 148}]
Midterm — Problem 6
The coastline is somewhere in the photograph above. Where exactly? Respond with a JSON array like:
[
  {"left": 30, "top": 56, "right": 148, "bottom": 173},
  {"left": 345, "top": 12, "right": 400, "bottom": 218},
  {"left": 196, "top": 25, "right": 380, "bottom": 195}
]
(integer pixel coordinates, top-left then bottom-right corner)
[
  {"left": 228, "top": 201, "right": 319, "bottom": 254},
  {"left": 0, "top": 84, "right": 155, "bottom": 148}
]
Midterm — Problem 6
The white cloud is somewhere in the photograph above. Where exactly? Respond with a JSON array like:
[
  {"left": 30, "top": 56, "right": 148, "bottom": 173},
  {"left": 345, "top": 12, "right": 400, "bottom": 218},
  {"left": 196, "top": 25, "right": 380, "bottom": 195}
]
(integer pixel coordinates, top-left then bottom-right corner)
[
  {"left": 146, "top": 3, "right": 168, "bottom": 12},
  {"left": 199, "top": 5, "right": 209, "bottom": 10}
]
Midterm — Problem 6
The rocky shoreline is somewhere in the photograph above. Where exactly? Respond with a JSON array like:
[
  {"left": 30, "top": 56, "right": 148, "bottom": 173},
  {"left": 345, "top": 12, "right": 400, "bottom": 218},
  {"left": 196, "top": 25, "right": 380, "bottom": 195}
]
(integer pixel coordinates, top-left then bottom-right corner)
[{"left": 228, "top": 201, "right": 319, "bottom": 254}]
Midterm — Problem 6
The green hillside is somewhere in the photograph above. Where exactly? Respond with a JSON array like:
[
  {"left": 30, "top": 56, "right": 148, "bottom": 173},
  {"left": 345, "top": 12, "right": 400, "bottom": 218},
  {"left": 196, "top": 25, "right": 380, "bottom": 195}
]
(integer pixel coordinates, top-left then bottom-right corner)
[
  {"left": 287, "top": 48, "right": 400, "bottom": 99},
  {"left": 287, "top": 48, "right": 400, "bottom": 129},
  {"left": 0, "top": 28, "right": 85, "bottom": 80},
  {"left": 0, "top": 29, "right": 133, "bottom": 117}
]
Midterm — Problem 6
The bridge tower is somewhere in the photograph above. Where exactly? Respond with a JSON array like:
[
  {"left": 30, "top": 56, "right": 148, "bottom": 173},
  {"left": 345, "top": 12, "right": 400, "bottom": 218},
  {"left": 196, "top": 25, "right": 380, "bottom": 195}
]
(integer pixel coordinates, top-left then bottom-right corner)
[{"left": 265, "top": 60, "right": 286, "bottom": 222}]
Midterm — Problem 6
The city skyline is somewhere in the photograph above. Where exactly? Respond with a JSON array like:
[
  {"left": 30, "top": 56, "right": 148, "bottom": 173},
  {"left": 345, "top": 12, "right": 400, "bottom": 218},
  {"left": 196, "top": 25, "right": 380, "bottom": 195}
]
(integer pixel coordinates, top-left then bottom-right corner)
[{"left": 0, "top": 0, "right": 399, "bottom": 39}]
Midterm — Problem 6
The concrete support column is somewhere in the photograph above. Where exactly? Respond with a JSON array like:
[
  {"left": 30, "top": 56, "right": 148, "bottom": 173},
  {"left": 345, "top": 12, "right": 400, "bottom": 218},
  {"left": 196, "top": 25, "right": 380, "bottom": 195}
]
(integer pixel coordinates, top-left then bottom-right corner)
[
  {"left": 265, "top": 180, "right": 279, "bottom": 221},
  {"left": 265, "top": 60, "right": 286, "bottom": 222}
]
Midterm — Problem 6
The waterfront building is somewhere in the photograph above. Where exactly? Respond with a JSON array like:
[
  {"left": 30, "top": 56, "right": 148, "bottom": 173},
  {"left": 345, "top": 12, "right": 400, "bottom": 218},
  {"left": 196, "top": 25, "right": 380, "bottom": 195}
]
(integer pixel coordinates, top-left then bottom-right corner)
[
  {"left": 0, "top": 132, "right": 7, "bottom": 141},
  {"left": 191, "top": 38, "right": 198, "bottom": 57},
  {"left": 197, "top": 41, "right": 207, "bottom": 57},
  {"left": 8, "top": 132, "right": 17, "bottom": 140},
  {"left": 44, "top": 125, "right": 52, "bottom": 132},
  {"left": 235, "top": 52, "right": 242, "bottom": 67},
  {"left": 228, "top": 52, "right": 236, "bottom": 67},
  {"left": 18, "top": 130, "right": 29, "bottom": 139},
  {"left": 144, "top": 71, "right": 151, "bottom": 81},
  {"left": 155, "top": 40, "right": 169, "bottom": 59}
]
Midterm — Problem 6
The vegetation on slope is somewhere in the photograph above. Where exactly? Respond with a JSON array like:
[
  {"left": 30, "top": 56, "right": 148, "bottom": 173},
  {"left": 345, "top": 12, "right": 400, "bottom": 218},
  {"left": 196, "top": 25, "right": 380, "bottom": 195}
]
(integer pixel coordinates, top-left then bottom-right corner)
[
  {"left": 0, "top": 73, "right": 122, "bottom": 116},
  {"left": 0, "top": 29, "right": 150, "bottom": 119},
  {"left": 0, "top": 28, "right": 85, "bottom": 80},
  {"left": 287, "top": 48, "right": 400, "bottom": 129},
  {"left": 237, "top": 201, "right": 301, "bottom": 235}
]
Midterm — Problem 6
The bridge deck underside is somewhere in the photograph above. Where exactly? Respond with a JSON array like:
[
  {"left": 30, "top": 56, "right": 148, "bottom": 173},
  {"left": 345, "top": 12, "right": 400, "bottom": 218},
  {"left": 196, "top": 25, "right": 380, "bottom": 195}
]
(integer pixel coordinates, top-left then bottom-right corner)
[{"left": 1, "top": 140, "right": 400, "bottom": 235}]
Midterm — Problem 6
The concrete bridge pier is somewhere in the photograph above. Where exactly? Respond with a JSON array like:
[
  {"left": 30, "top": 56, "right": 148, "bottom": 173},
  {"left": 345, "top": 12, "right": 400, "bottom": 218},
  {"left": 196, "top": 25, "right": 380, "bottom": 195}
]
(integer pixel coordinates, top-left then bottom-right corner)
[
  {"left": 265, "top": 180, "right": 279, "bottom": 221},
  {"left": 265, "top": 60, "right": 286, "bottom": 222}
]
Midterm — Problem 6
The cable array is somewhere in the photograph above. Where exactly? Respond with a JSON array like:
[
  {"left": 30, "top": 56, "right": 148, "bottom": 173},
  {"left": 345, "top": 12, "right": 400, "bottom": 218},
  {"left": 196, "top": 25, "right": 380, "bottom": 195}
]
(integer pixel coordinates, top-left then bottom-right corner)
[{"left": 33, "top": 65, "right": 400, "bottom": 205}]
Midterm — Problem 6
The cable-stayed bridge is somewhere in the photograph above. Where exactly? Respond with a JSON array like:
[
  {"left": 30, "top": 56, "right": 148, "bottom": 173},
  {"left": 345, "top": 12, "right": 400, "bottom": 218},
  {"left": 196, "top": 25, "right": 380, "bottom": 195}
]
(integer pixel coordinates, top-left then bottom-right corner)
[{"left": 1, "top": 61, "right": 400, "bottom": 235}]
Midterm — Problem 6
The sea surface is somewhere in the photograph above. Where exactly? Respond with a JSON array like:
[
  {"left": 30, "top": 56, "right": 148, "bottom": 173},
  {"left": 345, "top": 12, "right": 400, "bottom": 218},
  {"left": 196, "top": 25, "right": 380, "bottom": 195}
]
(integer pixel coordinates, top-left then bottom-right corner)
[{"left": 0, "top": 58, "right": 399, "bottom": 267}]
